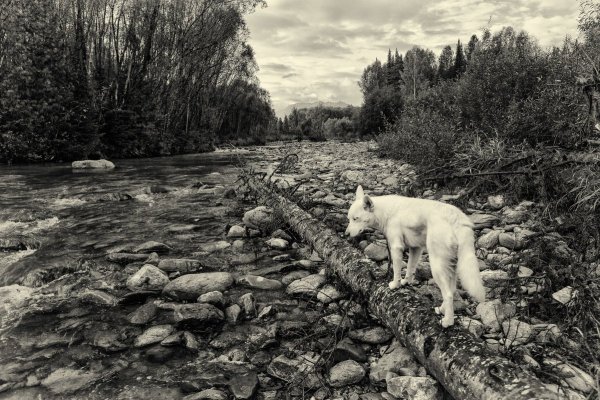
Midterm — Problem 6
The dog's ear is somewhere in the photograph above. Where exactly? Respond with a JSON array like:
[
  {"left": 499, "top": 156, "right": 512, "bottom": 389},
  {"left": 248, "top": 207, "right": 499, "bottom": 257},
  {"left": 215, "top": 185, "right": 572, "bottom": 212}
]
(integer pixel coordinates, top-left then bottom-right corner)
[
  {"left": 363, "top": 195, "right": 374, "bottom": 211},
  {"left": 355, "top": 185, "right": 364, "bottom": 199}
]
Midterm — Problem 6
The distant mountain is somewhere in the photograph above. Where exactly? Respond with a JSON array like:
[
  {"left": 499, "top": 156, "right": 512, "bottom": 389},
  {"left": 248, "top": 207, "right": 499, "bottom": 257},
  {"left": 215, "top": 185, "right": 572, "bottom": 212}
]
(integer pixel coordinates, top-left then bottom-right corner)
[{"left": 282, "top": 101, "right": 351, "bottom": 116}]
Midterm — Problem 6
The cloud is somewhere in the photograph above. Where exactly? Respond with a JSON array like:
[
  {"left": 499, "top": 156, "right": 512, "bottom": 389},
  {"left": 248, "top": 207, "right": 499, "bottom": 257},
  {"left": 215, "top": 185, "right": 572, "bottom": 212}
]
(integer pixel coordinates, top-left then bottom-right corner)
[{"left": 247, "top": 0, "right": 579, "bottom": 116}]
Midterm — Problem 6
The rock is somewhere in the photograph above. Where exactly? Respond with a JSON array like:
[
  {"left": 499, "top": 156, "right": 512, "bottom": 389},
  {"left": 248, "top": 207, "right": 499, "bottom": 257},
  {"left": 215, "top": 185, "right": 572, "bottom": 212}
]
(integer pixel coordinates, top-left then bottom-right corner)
[
  {"left": 106, "top": 252, "right": 149, "bottom": 264},
  {"left": 0, "top": 285, "right": 33, "bottom": 314},
  {"left": 146, "top": 345, "right": 175, "bottom": 363},
  {"left": 342, "top": 170, "right": 365, "bottom": 184},
  {"left": 332, "top": 338, "right": 367, "bottom": 363},
  {"left": 237, "top": 275, "right": 284, "bottom": 291},
  {"left": 162, "top": 272, "right": 234, "bottom": 300},
  {"left": 348, "top": 326, "right": 393, "bottom": 344},
  {"left": 198, "top": 291, "right": 224, "bottom": 306},
  {"left": 364, "top": 242, "right": 388, "bottom": 261},
  {"left": 329, "top": 360, "right": 366, "bottom": 387},
  {"left": 476, "top": 299, "right": 516, "bottom": 331},
  {"left": 171, "top": 303, "right": 225, "bottom": 328},
  {"left": 502, "top": 319, "right": 535, "bottom": 346},
  {"left": 78, "top": 289, "right": 118, "bottom": 307},
  {"left": 552, "top": 286, "right": 577, "bottom": 305},
  {"left": 469, "top": 213, "right": 499, "bottom": 230},
  {"left": 386, "top": 376, "right": 442, "bottom": 400},
  {"left": 286, "top": 273, "right": 326, "bottom": 296},
  {"left": 271, "top": 229, "right": 292, "bottom": 241},
  {"left": 317, "top": 284, "right": 345, "bottom": 304},
  {"left": 158, "top": 259, "right": 202, "bottom": 273},
  {"left": 85, "top": 329, "right": 127, "bottom": 352},
  {"left": 477, "top": 230, "right": 501, "bottom": 249},
  {"left": 266, "top": 238, "right": 289, "bottom": 250},
  {"left": 281, "top": 270, "right": 311, "bottom": 285},
  {"left": 458, "top": 317, "right": 484, "bottom": 337},
  {"left": 198, "top": 241, "right": 231, "bottom": 253},
  {"left": 480, "top": 269, "right": 509, "bottom": 286},
  {"left": 146, "top": 252, "right": 160, "bottom": 265},
  {"left": 498, "top": 229, "right": 535, "bottom": 250},
  {"left": 502, "top": 208, "right": 528, "bottom": 224},
  {"left": 369, "top": 341, "right": 419, "bottom": 383},
  {"left": 71, "top": 159, "right": 115, "bottom": 169},
  {"left": 225, "top": 304, "right": 242, "bottom": 324},
  {"left": 543, "top": 359, "right": 596, "bottom": 393},
  {"left": 41, "top": 367, "right": 101, "bottom": 394},
  {"left": 238, "top": 293, "right": 256, "bottom": 317},
  {"left": 487, "top": 195, "right": 505, "bottom": 210},
  {"left": 319, "top": 194, "right": 347, "bottom": 207},
  {"left": 134, "top": 325, "right": 174, "bottom": 347},
  {"left": 183, "top": 389, "right": 228, "bottom": 400},
  {"left": 243, "top": 206, "right": 275, "bottom": 231},
  {"left": 518, "top": 266, "right": 534, "bottom": 278},
  {"left": 227, "top": 225, "right": 247, "bottom": 238},
  {"left": 267, "top": 353, "right": 321, "bottom": 389},
  {"left": 126, "top": 264, "right": 170, "bottom": 291},
  {"left": 133, "top": 241, "right": 172, "bottom": 254},
  {"left": 228, "top": 371, "right": 259, "bottom": 399},
  {"left": 382, "top": 176, "right": 398, "bottom": 187},
  {"left": 161, "top": 331, "right": 199, "bottom": 351},
  {"left": 128, "top": 302, "right": 158, "bottom": 325}
]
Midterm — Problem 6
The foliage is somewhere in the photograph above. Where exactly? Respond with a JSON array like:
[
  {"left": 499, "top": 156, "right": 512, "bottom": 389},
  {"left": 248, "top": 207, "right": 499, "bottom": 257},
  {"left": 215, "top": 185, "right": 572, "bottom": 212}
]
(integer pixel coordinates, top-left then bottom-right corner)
[{"left": 359, "top": 86, "right": 403, "bottom": 136}]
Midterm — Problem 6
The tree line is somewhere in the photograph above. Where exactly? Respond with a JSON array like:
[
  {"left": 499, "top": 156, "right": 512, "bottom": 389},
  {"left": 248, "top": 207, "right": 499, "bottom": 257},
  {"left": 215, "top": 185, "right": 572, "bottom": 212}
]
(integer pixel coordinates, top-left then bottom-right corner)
[
  {"left": 273, "top": 105, "right": 360, "bottom": 141},
  {"left": 0, "top": 0, "right": 275, "bottom": 163}
]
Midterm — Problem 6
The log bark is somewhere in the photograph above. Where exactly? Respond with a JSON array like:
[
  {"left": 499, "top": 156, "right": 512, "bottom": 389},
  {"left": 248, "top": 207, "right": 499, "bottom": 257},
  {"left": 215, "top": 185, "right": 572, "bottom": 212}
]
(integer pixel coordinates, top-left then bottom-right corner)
[{"left": 247, "top": 176, "right": 561, "bottom": 400}]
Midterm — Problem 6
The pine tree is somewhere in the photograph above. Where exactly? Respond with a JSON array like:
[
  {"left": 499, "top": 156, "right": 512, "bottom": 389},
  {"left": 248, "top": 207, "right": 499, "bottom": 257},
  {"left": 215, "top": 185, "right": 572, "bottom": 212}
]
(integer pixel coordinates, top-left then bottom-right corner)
[
  {"left": 454, "top": 40, "right": 467, "bottom": 77},
  {"left": 467, "top": 34, "right": 479, "bottom": 61},
  {"left": 438, "top": 45, "right": 455, "bottom": 80}
]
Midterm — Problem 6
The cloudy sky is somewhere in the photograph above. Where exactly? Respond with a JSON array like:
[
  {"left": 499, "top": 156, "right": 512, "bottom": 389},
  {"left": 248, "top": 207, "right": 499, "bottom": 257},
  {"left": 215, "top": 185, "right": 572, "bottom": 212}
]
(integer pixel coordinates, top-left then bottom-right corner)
[{"left": 246, "top": 0, "right": 580, "bottom": 116}]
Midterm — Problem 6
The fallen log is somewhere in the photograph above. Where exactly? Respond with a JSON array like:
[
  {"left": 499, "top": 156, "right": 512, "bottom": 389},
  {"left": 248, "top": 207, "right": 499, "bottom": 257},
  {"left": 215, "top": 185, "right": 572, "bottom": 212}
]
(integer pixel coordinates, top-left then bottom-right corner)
[{"left": 247, "top": 175, "right": 561, "bottom": 400}]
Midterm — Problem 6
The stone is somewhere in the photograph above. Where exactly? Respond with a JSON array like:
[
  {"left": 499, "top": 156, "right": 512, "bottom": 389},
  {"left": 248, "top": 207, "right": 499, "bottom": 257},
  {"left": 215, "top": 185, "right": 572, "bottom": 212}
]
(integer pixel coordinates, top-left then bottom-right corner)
[
  {"left": 237, "top": 275, "right": 284, "bottom": 291},
  {"left": 518, "top": 266, "right": 534, "bottom": 278},
  {"left": 552, "top": 286, "right": 577, "bottom": 305},
  {"left": 198, "top": 241, "right": 231, "bottom": 253},
  {"left": 364, "top": 242, "right": 388, "bottom": 261},
  {"left": 0, "top": 285, "right": 33, "bottom": 314},
  {"left": 329, "top": 360, "right": 366, "bottom": 387},
  {"left": 386, "top": 376, "right": 442, "bottom": 400},
  {"left": 271, "top": 229, "right": 292, "bottom": 241},
  {"left": 286, "top": 273, "right": 326, "bottom": 296},
  {"left": 133, "top": 241, "right": 172, "bottom": 254},
  {"left": 158, "top": 259, "right": 202, "bottom": 273},
  {"left": 78, "top": 289, "right": 118, "bottom": 307},
  {"left": 281, "top": 270, "right": 311, "bottom": 285},
  {"left": 267, "top": 353, "right": 321, "bottom": 389},
  {"left": 126, "top": 264, "right": 170, "bottom": 291},
  {"left": 106, "top": 252, "right": 149, "bottom": 264},
  {"left": 502, "top": 208, "right": 528, "bottom": 224},
  {"left": 198, "top": 291, "right": 224, "bottom": 306},
  {"left": 477, "top": 230, "right": 501, "bottom": 249},
  {"left": 41, "top": 368, "right": 101, "bottom": 394},
  {"left": 71, "top": 159, "right": 115, "bottom": 169},
  {"left": 332, "top": 338, "right": 367, "bottom": 363},
  {"left": 502, "top": 319, "right": 535, "bottom": 346},
  {"left": 134, "top": 325, "right": 174, "bottom": 347},
  {"left": 228, "top": 371, "right": 259, "bottom": 399},
  {"left": 543, "top": 359, "right": 596, "bottom": 393},
  {"left": 243, "top": 206, "right": 275, "bottom": 231},
  {"left": 161, "top": 331, "right": 199, "bottom": 351},
  {"left": 476, "top": 299, "right": 516, "bottom": 331},
  {"left": 480, "top": 269, "right": 509, "bottom": 286},
  {"left": 238, "top": 293, "right": 256, "bottom": 317},
  {"left": 227, "top": 225, "right": 247, "bottom": 238},
  {"left": 162, "top": 272, "right": 234, "bottom": 301},
  {"left": 348, "top": 326, "right": 393, "bottom": 344},
  {"left": 171, "top": 303, "right": 225, "bottom": 328},
  {"left": 128, "top": 302, "right": 158, "bottom": 325},
  {"left": 317, "top": 284, "right": 345, "bottom": 304},
  {"left": 469, "top": 213, "right": 499, "bottom": 230},
  {"left": 369, "top": 341, "right": 419, "bottom": 383},
  {"left": 266, "top": 238, "right": 289, "bottom": 250},
  {"left": 146, "top": 345, "right": 175, "bottom": 363},
  {"left": 458, "top": 317, "right": 484, "bottom": 337},
  {"left": 498, "top": 230, "right": 534, "bottom": 250},
  {"left": 225, "top": 304, "right": 242, "bottom": 324},
  {"left": 183, "top": 389, "right": 228, "bottom": 400},
  {"left": 85, "top": 330, "right": 127, "bottom": 352},
  {"left": 487, "top": 195, "right": 505, "bottom": 210}
]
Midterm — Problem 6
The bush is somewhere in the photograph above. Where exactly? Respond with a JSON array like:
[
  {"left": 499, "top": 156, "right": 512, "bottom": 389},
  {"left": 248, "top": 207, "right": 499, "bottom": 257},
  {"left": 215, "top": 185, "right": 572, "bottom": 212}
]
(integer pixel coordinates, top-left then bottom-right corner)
[{"left": 377, "top": 104, "right": 459, "bottom": 168}]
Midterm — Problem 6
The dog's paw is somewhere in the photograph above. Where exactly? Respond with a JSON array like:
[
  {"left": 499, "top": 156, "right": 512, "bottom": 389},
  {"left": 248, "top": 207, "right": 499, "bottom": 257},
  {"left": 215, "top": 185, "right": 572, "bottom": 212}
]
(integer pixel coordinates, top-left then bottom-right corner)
[
  {"left": 388, "top": 281, "right": 401, "bottom": 290},
  {"left": 400, "top": 278, "right": 415, "bottom": 286},
  {"left": 434, "top": 306, "right": 442, "bottom": 315},
  {"left": 440, "top": 316, "right": 454, "bottom": 328}
]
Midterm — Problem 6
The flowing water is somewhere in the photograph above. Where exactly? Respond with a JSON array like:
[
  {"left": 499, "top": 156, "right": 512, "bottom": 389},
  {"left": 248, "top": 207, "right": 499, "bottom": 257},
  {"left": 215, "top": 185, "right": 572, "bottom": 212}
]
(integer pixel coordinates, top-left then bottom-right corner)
[{"left": 0, "top": 151, "right": 244, "bottom": 286}]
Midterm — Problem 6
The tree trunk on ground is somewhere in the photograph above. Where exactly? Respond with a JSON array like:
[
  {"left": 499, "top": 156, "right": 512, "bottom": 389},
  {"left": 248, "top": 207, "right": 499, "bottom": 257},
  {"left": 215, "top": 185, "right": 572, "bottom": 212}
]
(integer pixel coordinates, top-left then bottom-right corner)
[{"left": 247, "top": 176, "right": 561, "bottom": 400}]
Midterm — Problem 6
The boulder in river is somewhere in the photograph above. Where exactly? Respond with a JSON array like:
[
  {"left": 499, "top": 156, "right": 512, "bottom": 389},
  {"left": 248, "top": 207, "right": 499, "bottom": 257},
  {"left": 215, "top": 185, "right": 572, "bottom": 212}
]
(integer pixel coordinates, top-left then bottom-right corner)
[
  {"left": 162, "top": 272, "right": 234, "bottom": 300},
  {"left": 243, "top": 206, "right": 275, "bottom": 232},
  {"left": 126, "top": 264, "right": 170, "bottom": 291},
  {"left": 71, "top": 159, "right": 115, "bottom": 169},
  {"left": 133, "top": 241, "right": 172, "bottom": 254}
]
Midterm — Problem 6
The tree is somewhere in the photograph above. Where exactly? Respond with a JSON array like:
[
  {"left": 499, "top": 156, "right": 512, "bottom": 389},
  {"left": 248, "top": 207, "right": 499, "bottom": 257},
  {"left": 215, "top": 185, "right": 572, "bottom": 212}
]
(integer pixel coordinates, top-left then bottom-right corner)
[
  {"left": 359, "top": 59, "right": 385, "bottom": 96},
  {"left": 401, "top": 47, "right": 437, "bottom": 100},
  {"left": 454, "top": 40, "right": 467, "bottom": 77},
  {"left": 438, "top": 45, "right": 455, "bottom": 80},
  {"left": 359, "top": 86, "right": 403, "bottom": 136},
  {"left": 466, "top": 34, "right": 479, "bottom": 61}
]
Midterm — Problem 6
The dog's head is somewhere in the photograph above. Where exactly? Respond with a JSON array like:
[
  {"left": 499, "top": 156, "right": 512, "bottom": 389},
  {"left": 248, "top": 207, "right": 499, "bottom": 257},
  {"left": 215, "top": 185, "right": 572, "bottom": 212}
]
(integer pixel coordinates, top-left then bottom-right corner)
[{"left": 345, "top": 185, "right": 376, "bottom": 238}]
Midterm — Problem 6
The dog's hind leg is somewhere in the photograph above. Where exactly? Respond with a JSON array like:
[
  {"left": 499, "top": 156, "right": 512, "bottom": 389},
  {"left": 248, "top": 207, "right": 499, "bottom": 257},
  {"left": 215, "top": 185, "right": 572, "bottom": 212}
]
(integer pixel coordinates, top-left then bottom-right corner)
[
  {"left": 401, "top": 247, "right": 423, "bottom": 286},
  {"left": 428, "top": 223, "right": 457, "bottom": 327}
]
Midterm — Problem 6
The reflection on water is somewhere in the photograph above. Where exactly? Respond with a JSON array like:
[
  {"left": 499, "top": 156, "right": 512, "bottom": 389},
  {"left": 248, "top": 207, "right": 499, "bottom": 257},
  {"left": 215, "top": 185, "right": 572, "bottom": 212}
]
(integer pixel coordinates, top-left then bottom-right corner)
[{"left": 0, "top": 152, "right": 243, "bottom": 285}]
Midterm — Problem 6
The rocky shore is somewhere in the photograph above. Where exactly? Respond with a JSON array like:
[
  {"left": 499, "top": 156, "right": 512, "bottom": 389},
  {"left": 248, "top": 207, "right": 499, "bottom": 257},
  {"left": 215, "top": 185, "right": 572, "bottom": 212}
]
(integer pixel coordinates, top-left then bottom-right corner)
[{"left": 0, "top": 141, "right": 597, "bottom": 399}]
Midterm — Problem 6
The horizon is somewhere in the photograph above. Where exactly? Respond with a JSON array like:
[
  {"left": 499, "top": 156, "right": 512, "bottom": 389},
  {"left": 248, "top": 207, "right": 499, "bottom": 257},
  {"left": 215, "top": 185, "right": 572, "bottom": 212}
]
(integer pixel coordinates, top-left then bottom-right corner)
[{"left": 246, "top": 0, "right": 580, "bottom": 117}]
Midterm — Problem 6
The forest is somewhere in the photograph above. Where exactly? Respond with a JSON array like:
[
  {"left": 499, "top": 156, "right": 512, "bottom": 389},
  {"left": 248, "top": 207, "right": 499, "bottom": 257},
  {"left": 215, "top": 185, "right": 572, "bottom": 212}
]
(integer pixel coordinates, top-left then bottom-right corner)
[{"left": 0, "top": 0, "right": 276, "bottom": 163}]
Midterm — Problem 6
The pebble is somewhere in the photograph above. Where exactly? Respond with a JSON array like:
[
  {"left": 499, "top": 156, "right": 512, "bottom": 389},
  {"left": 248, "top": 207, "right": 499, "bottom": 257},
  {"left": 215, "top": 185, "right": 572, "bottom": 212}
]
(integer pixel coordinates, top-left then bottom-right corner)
[
  {"left": 476, "top": 299, "right": 516, "bottom": 331},
  {"left": 364, "top": 242, "right": 388, "bottom": 261},
  {"left": 386, "top": 375, "right": 442, "bottom": 400},
  {"left": 237, "top": 275, "right": 284, "bottom": 290},
  {"left": 134, "top": 325, "right": 174, "bottom": 347},
  {"left": 348, "top": 326, "right": 393, "bottom": 344},
  {"left": 286, "top": 273, "right": 326, "bottom": 296},
  {"left": 133, "top": 241, "right": 172, "bottom": 254},
  {"left": 329, "top": 360, "right": 366, "bottom": 387},
  {"left": 162, "top": 272, "right": 234, "bottom": 301},
  {"left": 126, "top": 264, "right": 170, "bottom": 291},
  {"left": 197, "top": 291, "right": 225, "bottom": 306}
]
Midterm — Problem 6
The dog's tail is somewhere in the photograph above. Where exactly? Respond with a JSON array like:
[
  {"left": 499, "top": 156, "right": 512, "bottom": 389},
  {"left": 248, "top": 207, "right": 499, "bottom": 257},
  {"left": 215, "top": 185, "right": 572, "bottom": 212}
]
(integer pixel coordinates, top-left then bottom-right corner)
[{"left": 455, "top": 223, "right": 486, "bottom": 302}]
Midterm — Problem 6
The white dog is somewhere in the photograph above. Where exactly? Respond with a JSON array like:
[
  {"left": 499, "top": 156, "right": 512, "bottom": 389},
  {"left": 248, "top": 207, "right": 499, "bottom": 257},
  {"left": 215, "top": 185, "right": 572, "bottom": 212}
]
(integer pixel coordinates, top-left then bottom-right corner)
[{"left": 345, "top": 185, "right": 485, "bottom": 327}]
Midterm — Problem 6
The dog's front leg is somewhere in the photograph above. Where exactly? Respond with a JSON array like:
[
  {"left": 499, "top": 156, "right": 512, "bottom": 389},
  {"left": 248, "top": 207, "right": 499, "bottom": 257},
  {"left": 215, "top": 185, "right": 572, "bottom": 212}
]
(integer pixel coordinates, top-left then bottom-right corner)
[
  {"left": 401, "top": 247, "right": 423, "bottom": 286},
  {"left": 388, "top": 240, "right": 404, "bottom": 290}
]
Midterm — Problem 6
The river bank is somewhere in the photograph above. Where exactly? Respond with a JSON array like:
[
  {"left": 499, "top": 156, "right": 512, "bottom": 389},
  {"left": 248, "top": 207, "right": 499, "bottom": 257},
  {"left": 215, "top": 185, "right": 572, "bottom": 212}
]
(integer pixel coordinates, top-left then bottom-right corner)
[{"left": 0, "top": 141, "right": 597, "bottom": 399}]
